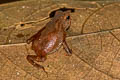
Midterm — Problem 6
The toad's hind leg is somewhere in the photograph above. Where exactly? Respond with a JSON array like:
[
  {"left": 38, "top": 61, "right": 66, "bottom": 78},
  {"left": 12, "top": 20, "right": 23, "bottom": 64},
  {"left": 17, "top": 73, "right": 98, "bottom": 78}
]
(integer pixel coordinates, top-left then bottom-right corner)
[{"left": 26, "top": 55, "right": 48, "bottom": 75}]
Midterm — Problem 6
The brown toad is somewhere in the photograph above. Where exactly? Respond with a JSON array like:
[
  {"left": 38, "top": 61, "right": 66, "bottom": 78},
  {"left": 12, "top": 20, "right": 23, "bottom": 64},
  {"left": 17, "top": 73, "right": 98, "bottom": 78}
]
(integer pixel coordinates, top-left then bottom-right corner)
[{"left": 26, "top": 10, "right": 72, "bottom": 74}]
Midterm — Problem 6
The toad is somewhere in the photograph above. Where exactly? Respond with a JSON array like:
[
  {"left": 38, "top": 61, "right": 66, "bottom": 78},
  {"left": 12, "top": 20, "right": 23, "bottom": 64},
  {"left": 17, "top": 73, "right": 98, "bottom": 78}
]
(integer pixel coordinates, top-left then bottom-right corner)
[{"left": 26, "top": 10, "right": 72, "bottom": 74}]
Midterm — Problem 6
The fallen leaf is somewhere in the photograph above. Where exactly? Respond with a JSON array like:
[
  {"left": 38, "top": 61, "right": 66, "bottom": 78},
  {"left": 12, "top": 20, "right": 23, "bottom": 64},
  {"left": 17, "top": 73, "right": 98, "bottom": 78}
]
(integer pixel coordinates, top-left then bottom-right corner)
[{"left": 0, "top": 0, "right": 120, "bottom": 80}]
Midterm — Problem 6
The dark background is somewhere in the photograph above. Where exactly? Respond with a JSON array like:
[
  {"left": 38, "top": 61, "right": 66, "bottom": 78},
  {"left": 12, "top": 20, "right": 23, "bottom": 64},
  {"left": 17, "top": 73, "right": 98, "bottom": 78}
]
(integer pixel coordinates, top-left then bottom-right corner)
[
  {"left": 0, "top": 0, "right": 119, "bottom": 4},
  {"left": 0, "top": 0, "right": 22, "bottom": 4}
]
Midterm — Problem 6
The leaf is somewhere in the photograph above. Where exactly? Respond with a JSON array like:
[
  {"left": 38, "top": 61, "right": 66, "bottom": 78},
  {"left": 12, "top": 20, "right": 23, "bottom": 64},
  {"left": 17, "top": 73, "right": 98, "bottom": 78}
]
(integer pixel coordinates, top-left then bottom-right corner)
[{"left": 0, "top": 0, "right": 120, "bottom": 80}]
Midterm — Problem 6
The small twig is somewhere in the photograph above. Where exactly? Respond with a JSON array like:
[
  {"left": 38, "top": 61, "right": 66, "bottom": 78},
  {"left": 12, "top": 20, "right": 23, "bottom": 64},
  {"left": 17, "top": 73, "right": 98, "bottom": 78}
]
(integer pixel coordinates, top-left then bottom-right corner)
[{"left": 15, "top": 17, "right": 49, "bottom": 26}]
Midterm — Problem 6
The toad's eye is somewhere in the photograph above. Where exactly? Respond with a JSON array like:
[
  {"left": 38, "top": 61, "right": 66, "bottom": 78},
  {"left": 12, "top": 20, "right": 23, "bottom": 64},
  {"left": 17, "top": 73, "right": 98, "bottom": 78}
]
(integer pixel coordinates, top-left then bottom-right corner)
[{"left": 66, "top": 16, "right": 70, "bottom": 20}]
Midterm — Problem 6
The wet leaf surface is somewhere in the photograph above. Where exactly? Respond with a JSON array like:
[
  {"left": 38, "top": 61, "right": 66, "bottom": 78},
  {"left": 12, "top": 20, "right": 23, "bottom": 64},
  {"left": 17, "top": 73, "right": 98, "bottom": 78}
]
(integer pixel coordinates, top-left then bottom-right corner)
[{"left": 0, "top": 0, "right": 120, "bottom": 80}]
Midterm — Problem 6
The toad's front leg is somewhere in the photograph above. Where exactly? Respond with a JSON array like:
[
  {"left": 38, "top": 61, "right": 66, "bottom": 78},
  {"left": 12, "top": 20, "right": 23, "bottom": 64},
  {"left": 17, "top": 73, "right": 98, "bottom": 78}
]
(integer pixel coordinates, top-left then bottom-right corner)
[
  {"left": 26, "top": 34, "right": 37, "bottom": 44},
  {"left": 63, "top": 40, "right": 72, "bottom": 56},
  {"left": 26, "top": 55, "right": 48, "bottom": 75},
  {"left": 26, "top": 27, "right": 46, "bottom": 44}
]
